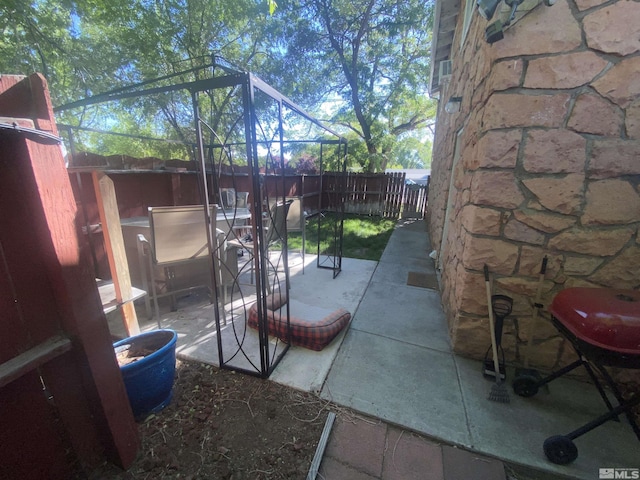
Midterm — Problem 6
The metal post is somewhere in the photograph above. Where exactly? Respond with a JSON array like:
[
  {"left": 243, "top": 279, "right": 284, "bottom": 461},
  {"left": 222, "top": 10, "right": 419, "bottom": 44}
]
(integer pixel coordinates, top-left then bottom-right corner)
[{"left": 191, "top": 89, "right": 224, "bottom": 364}]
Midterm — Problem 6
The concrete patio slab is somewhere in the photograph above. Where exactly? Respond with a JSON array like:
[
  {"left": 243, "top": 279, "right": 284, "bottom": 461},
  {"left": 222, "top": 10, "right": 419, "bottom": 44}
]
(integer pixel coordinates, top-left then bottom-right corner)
[
  {"left": 115, "top": 253, "right": 377, "bottom": 388},
  {"left": 286, "top": 256, "right": 377, "bottom": 314},
  {"left": 318, "top": 218, "right": 639, "bottom": 478},
  {"left": 380, "top": 220, "right": 432, "bottom": 259},
  {"left": 381, "top": 235, "right": 431, "bottom": 261},
  {"left": 269, "top": 321, "right": 349, "bottom": 393},
  {"left": 321, "top": 329, "right": 472, "bottom": 447},
  {"left": 350, "top": 282, "right": 450, "bottom": 352},
  {"left": 372, "top": 256, "right": 436, "bottom": 286},
  {"left": 455, "top": 356, "right": 640, "bottom": 479}
]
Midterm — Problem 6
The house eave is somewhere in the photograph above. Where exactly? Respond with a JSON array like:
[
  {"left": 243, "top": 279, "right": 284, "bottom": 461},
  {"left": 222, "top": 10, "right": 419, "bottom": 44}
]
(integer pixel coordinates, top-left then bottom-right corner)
[{"left": 428, "top": 0, "right": 461, "bottom": 97}]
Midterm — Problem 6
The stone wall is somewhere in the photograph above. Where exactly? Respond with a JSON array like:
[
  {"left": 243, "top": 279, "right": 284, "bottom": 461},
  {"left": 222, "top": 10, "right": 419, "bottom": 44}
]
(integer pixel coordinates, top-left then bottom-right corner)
[{"left": 429, "top": 0, "right": 640, "bottom": 374}]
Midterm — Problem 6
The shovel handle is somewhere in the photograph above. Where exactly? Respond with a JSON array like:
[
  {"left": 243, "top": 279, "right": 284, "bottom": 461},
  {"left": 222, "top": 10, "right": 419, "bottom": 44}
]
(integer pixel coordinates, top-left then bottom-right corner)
[
  {"left": 534, "top": 256, "right": 548, "bottom": 304},
  {"left": 484, "top": 265, "right": 501, "bottom": 381},
  {"left": 525, "top": 256, "right": 548, "bottom": 368},
  {"left": 540, "top": 256, "right": 548, "bottom": 276}
]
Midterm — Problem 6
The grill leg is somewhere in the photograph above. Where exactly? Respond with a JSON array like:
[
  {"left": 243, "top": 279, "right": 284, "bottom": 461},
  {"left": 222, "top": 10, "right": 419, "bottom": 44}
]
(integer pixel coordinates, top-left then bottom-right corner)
[
  {"left": 581, "top": 359, "right": 618, "bottom": 419},
  {"left": 564, "top": 393, "right": 640, "bottom": 442},
  {"left": 590, "top": 361, "right": 640, "bottom": 436},
  {"left": 527, "top": 355, "right": 624, "bottom": 424},
  {"left": 554, "top": 347, "right": 640, "bottom": 443},
  {"left": 535, "top": 358, "right": 585, "bottom": 388},
  {"left": 564, "top": 335, "right": 619, "bottom": 420},
  {"left": 541, "top": 314, "right": 640, "bottom": 460}
]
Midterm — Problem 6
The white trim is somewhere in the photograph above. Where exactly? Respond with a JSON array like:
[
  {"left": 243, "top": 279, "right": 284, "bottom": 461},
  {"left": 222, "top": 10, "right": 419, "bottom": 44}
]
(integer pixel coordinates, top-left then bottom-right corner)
[
  {"left": 459, "top": 0, "right": 476, "bottom": 51},
  {"left": 439, "top": 60, "right": 453, "bottom": 85},
  {"left": 438, "top": 127, "right": 464, "bottom": 271}
]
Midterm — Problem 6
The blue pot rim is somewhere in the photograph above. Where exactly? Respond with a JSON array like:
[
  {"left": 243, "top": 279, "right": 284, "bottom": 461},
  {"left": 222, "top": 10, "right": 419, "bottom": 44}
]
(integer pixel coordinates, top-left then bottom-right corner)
[{"left": 113, "top": 329, "right": 177, "bottom": 372}]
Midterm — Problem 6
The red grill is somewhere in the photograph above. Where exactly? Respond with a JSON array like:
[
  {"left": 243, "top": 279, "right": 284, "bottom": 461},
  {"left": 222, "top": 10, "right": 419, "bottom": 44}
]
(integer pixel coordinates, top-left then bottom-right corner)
[
  {"left": 551, "top": 287, "right": 640, "bottom": 360},
  {"left": 512, "top": 287, "right": 640, "bottom": 465}
]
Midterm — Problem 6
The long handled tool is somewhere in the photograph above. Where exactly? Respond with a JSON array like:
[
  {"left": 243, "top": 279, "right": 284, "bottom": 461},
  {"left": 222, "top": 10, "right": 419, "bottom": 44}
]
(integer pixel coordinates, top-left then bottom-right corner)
[
  {"left": 515, "top": 256, "right": 548, "bottom": 381},
  {"left": 483, "top": 294, "right": 513, "bottom": 380},
  {"left": 484, "top": 265, "right": 510, "bottom": 403}
]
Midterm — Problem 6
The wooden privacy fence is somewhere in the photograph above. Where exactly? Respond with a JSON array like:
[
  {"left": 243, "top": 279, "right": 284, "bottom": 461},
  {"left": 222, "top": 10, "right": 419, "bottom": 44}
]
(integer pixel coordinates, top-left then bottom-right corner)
[
  {"left": 402, "top": 177, "right": 430, "bottom": 219},
  {"left": 68, "top": 153, "right": 429, "bottom": 224},
  {"left": 324, "top": 172, "right": 428, "bottom": 219}
]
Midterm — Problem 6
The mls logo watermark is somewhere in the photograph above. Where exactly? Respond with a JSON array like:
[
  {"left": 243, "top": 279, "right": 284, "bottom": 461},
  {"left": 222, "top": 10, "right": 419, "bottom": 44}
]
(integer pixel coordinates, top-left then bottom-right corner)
[{"left": 600, "top": 468, "right": 640, "bottom": 479}]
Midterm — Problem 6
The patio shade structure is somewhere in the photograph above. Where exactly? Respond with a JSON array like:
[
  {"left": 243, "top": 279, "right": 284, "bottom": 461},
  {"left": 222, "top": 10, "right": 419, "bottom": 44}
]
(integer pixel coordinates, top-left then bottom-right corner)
[{"left": 56, "top": 58, "right": 348, "bottom": 377}]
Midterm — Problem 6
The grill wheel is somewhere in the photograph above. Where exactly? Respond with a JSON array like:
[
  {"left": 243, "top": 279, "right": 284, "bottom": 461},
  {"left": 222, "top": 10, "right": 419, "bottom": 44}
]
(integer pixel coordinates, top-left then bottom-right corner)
[
  {"left": 512, "top": 374, "right": 539, "bottom": 398},
  {"left": 543, "top": 435, "right": 578, "bottom": 465}
]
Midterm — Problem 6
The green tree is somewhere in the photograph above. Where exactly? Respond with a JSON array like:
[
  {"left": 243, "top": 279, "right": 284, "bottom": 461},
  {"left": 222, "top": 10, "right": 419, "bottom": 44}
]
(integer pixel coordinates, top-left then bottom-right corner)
[
  {"left": 266, "top": 0, "right": 436, "bottom": 172},
  {"left": 1, "top": 0, "right": 436, "bottom": 170},
  {"left": 1, "top": 0, "right": 280, "bottom": 156}
]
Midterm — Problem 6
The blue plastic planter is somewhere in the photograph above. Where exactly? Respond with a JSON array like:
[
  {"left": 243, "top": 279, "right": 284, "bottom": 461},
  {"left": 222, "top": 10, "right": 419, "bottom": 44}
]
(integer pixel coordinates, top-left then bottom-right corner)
[{"left": 114, "top": 329, "right": 177, "bottom": 421}]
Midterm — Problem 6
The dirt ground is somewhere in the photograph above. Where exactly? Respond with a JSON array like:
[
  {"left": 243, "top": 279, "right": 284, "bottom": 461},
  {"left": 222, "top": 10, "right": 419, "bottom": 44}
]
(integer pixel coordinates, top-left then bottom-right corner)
[
  {"left": 91, "top": 359, "right": 329, "bottom": 479},
  {"left": 86, "top": 357, "right": 640, "bottom": 480}
]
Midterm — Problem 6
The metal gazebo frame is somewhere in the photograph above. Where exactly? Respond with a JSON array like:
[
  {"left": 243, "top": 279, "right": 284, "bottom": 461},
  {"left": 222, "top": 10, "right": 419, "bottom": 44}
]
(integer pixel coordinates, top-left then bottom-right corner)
[{"left": 56, "top": 59, "right": 348, "bottom": 377}]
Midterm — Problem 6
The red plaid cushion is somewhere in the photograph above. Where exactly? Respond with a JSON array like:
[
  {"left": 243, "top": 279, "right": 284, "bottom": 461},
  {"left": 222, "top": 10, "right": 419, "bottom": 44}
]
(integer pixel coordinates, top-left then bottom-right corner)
[{"left": 248, "top": 294, "right": 351, "bottom": 351}]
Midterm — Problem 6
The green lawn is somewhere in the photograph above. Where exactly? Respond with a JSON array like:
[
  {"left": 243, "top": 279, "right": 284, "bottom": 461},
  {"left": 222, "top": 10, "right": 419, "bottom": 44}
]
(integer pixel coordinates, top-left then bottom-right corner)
[{"left": 288, "top": 213, "right": 396, "bottom": 261}]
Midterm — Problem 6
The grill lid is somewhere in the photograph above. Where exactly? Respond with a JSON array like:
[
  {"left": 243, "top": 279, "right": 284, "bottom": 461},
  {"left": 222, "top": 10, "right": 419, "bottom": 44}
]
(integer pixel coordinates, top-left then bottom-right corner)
[{"left": 549, "top": 288, "right": 640, "bottom": 355}]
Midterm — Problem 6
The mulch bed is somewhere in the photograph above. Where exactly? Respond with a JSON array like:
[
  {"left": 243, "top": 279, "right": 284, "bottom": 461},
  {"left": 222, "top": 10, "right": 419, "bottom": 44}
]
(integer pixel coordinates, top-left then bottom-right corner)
[{"left": 90, "top": 359, "right": 330, "bottom": 479}]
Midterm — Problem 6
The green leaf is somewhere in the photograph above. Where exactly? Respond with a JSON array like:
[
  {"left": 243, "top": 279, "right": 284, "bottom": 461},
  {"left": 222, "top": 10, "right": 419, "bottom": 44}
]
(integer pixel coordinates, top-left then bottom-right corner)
[
  {"left": 268, "top": 0, "right": 278, "bottom": 15},
  {"left": 1, "top": 0, "right": 436, "bottom": 172}
]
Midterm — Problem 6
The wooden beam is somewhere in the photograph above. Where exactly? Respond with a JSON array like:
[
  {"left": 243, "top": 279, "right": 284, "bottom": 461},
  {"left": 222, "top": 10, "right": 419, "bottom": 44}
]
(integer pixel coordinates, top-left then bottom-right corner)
[
  {"left": 439, "top": 15, "right": 458, "bottom": 33},
  {"left": 92, "top": 171, "right": 141, "bottom": 336},
  {"left": 0, "top": 336, "right": 72, "bottom": 389}
]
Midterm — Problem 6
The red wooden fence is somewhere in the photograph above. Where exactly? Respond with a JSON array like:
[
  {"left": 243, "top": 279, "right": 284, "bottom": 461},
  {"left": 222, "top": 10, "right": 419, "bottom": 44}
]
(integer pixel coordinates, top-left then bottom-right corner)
[{"left": 0, "top": 74, "right": 138, "bottom": 479}]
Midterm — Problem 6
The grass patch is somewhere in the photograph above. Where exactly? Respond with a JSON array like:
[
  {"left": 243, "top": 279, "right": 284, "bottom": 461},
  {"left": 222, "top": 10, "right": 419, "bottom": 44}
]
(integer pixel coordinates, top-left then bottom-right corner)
[{"left": 288, "top": 213, "right": 396, "bottom": 261}]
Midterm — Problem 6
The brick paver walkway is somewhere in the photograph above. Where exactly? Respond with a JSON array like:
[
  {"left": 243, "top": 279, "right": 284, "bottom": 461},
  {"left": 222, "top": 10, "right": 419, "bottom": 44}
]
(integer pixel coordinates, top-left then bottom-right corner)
[{"left": 319, "top": 414, "right": 506, "bottom": 480}]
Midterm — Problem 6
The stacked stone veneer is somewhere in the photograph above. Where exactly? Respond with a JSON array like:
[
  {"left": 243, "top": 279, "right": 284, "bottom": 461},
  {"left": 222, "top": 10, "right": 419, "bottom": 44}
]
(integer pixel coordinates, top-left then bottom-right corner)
[{"left": 429, "top": 0, "right": 640, "bottom": 375}]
